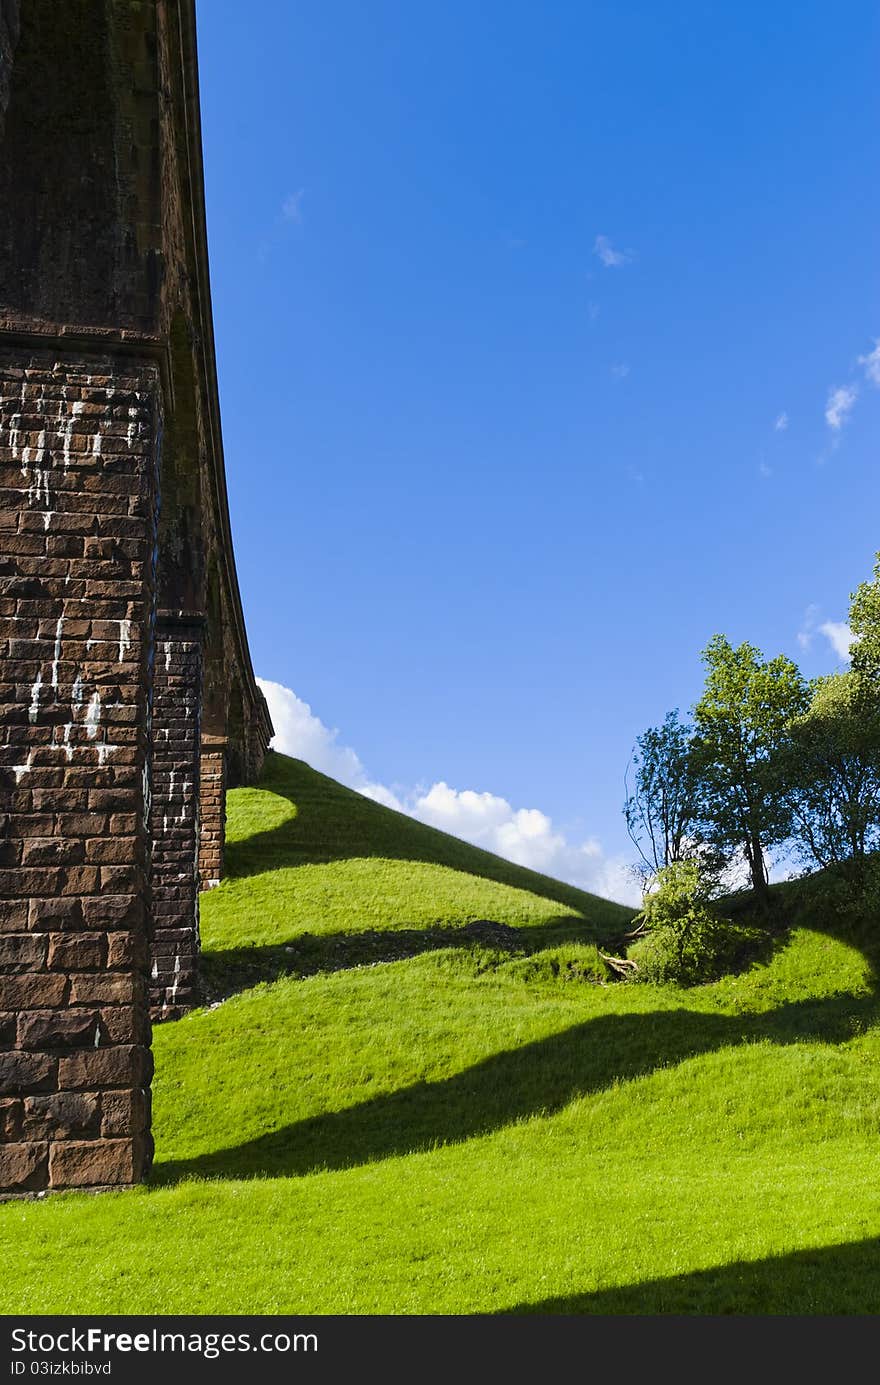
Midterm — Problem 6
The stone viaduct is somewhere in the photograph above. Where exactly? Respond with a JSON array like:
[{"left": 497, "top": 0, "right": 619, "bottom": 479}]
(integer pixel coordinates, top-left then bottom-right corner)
[{"left": 0, "top": 0, "right": 273, "bottom": 1195}]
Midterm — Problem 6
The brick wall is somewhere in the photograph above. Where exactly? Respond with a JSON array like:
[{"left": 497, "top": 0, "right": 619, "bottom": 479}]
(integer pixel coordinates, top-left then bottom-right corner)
[
  {"left": 0, "top": 347, "right": 159, "bottom": 1195},
  {"left": 197, "top": 741, "right": 226, "bottom": 891},
  {"left": 149, "top": 617, "right": 202, "bottom": 1021}
]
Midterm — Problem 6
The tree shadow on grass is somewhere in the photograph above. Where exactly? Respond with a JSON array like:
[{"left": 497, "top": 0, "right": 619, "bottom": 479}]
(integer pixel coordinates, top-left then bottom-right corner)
[
  {"left": 153, "top": 991, "right": 879, "bottom": 1185},
  {"left": 499, "top": 1236, "right": 880, "bottom": 1314},
  {"left": 221, "top": 754, "right": 634, "bottom": 930},
  {"left": 199, "top": 915, "right": 619, "bottom": 1002}
]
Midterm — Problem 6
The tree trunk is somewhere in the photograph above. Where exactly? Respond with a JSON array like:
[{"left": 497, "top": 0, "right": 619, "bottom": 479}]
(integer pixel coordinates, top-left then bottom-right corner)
[{"left": 750, "top": 836, "right": 769, "bottom": 902}]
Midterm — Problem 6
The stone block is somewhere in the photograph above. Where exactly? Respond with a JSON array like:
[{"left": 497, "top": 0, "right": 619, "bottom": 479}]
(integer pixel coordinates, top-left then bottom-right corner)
[
  {"left": 0, "top": 1142, "right": 49, "bottom": 1192},
  {"left": 58, "top": 1044, "right": 151, "bottom": 1090},
  {"left": 22, "top": 1091, "right": 100, "bottom": 1138},
  {"left": 48, "top": 1137, "right": 145, "bottom": 1189},
  {"left": 0, "top": 1051, "right": 56, "bottom": 1094},
  {"left": 101, "top": 1087, "right": 148, "bottom": 1137},
  {"left": 47, "top": 933, "right": 106, "bottom": 970},
  {"left": 18, "top": 1009, "right": 100, "bottom": 1050},
  {"left": 0, "top": 933, "right": 46, "bottom": 970},
  {"left": 0, "top": 972, "right": 67, "bottom": 1009},
  {"left": 69, "top": 974, "right": 137, "bottom": 1005}
]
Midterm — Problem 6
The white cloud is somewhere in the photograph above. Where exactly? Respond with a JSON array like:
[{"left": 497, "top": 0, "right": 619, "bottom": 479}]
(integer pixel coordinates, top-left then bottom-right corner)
[
  {"left": 282, "top": 188, "right": 305, "bottom": 223},
  {"left": 795, "top": 607, "right": 855, "bottom": 663},
  {"left": 825, "top": 384, "right": 858, "bottom": 430},
  {"left": 593, "top": 234, "right": 633, "bottom": 268},
  {"left": 774, "top": 411, "right": 788, "bottom": 432},
  {"left": 758, "top": 461, "right": 773, "bottom": 479},
  {"left": 257, "top": 678, "right": 638, "bottom": 904},
  {"left": 858, "top": 339, "right": 880, "bottom": 386},
  {"left": 255, "top": 679, "right": 399, "bottom": 807},
  {"left": 819, "top": 621, "right": 854, "bottom": 662},
  {"left": 610, "top": 362, "right": 630, "bottom": 380}
]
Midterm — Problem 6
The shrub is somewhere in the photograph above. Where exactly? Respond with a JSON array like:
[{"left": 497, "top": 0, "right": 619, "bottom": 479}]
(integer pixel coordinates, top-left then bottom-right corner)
[
  {"left": 628, "top": 915, "right": 765, "bottom": 986},
  {"left": 627, "top": 859, "right": 764, "bottom": 986}
]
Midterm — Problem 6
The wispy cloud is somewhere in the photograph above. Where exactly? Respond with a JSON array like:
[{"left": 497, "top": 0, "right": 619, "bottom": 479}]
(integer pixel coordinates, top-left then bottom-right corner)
[
  {"left": 593, "top": 234, "right": 634, "bottom": 268},
  {"left": 774, "top": 411, "right": 788, "bottom": 432},
  {"left": 825, "top": 384, "right": 858, "bottom": 431},
  {"left": 256, "top": 678, "right": 639, "bottom": 904},
  {"left": 758, "top": 461, "right": 773, "bottom": 479},
  {"left": 797, "top": 603, "right": 821, "bottom": 650},
  {"left": 282, "top": 188, "right": 306, "bottom": 224},
  {"left": 858, "top": 339, "right": 880, "bottom": 386},
  {"left": 587, "top": 301, "right": 600, "bottom": 321},
  {"left": 610, "top": 362, "right": 630, "bottom": 380}
]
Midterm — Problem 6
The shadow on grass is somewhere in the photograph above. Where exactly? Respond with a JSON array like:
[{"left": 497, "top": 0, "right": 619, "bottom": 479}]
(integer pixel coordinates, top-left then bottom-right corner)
[
  {"left": 199, "top": 915, "right": 616, "bottom": 1002},
  {"left": 153, "top": 991, "right": 879, "bottom": 1185},
  {"left": 221, "top": 754, "right": 634, "bottom": 931},
  {"left": 500, "top": 1236, "right": 880, "bottom": 1314}
]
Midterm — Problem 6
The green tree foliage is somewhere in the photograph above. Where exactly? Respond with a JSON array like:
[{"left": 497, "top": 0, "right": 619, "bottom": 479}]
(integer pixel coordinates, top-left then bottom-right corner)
[
  {"left": 849, "top": 551, "right": 880, "bottom": 680},
  {"left": 694, "top": 635, "right": 808, "bottom": 899},
  {"left": 784, "top": 671, "right": 880, "bottom": 869},
  {"left": 624, "top": 711, "right": 704, "bottom": 879}
]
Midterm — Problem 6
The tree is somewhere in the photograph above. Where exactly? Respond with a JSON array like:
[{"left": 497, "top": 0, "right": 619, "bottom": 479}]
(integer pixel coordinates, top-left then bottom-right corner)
[
  {"left": 624, "top": 711, "right": 704, "bottom": 879},
  {"left": 693, "top": 635, "right": 808, "bottom": 900},
  {"left": 849, "top": 551, "right": 880, "bottom": 681},
  {"left": 783, "top": 671, "right": 880, "bottom": 870}
]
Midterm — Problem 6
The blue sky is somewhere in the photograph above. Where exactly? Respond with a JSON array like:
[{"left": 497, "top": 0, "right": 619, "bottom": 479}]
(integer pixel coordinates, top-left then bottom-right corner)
[{"left": 196, "top": 1, "right": 880, "bottom": 901}]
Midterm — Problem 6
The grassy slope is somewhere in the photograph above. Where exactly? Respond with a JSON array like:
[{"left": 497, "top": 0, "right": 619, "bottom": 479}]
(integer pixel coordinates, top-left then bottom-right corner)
[{"left": 3, "top": 752, "right": 880, "bottom": 1314}]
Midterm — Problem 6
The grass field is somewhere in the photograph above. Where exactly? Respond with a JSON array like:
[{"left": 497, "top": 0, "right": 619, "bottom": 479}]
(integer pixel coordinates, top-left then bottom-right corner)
[{"left": 3, "top": 752, "right": 880, "bottom": 1314}]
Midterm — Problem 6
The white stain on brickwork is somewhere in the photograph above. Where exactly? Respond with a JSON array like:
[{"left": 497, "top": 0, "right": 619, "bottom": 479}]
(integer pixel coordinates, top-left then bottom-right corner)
[
  {"left": 85, "top": 690, "right": 102, "bottom": 738},
  {"left": 170, "top": 951, "right": 181, "bottom": 1007},
  {"left": 50, "top": 616, "right": 63, "bottom": 690},
  {"left": 28, "top": 671, "right": 43, "bottom": 723},
  {"left": 118, "top": 619, "right": 132, "bottom": 662},
  {"left": 12, "top": 751, "right": 33, "bottom": 784}
]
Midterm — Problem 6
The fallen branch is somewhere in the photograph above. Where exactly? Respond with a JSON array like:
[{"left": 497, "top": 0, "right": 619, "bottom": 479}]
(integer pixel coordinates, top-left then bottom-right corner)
[{"left": 599, "top": 950, "right": 639, "bottom": 976}]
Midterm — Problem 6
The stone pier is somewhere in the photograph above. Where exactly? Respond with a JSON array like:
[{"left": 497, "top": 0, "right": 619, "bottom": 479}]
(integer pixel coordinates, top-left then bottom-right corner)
[{"left": 0, "top": 0, "right": 273, "bottom": 1196}]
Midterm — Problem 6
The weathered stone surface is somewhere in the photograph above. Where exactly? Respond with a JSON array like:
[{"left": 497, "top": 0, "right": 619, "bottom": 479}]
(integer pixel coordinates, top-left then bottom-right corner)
[
  {"left": 47, "top": 933, "right": 106, "bottom": 970},
  {"left": 0, "top": 0, "right": 271, "bottom": 1197},
  {"left": 69, "top": 974, "right": 137, "bottom": 1005},
  {"left": 150, "top": 619, "right": 203, "bottom": 1019},
  {"left": 0, "top": 933, "right": 46, "bottom": 969},
  {"left": 0, "top": 1051, "right": 55, "bottom": 1093},
  {"left": 101, "top": 1087, "right": 149, "bottom": 1138},
  {"left": 22, "top": 1091, "right": 100, "bottom": 1139},
  {"left": 17, "top": 1010, "right": 100, "bottom": 1051},
  {"left": 0, "top": 1142, "right": 48, "bottom": 1193},
  {"left": 48, "top": 1138, "right": 145, "bottom": 1189},
  {"left": 0, "top": 1097, "right": 22, "bottom": 1139},
  {"left": 58, "top": 1044, "right": 152, "bottom": 1092},
  {"left": 0, "top": 972, "right": 66, "bottom": 1010}
]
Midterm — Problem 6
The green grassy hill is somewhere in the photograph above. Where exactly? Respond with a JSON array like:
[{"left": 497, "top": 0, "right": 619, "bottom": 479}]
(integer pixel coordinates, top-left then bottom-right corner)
[{"left": 3, "top": 751, "right": 880, "bottom": 1314}]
